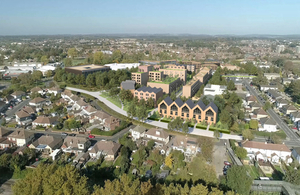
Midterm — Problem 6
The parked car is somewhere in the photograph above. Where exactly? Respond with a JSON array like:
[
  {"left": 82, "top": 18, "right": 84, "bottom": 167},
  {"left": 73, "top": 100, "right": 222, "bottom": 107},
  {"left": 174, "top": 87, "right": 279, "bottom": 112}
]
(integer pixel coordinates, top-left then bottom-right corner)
[
  {"left": 88, "top": 135, "right": 95, "bottom": 139},
  {"left": 61, "top": 132, "right": 68, "bottom": 136},
  {"left": 224, "top": 161, "right": 231, "bottom": 165}
]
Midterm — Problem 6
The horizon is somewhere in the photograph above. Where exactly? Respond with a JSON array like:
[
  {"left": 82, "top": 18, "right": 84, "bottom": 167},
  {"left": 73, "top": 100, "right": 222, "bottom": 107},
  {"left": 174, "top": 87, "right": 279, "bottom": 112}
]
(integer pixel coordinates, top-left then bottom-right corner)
[{"left": 1, "top": 0, "right": 300, "bottom": 36}]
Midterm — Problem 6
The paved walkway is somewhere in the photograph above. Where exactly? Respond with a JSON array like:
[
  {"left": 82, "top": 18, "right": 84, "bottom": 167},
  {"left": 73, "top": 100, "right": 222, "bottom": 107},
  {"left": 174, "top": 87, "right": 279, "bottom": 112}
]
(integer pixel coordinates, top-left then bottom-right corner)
[{"left": 67, "top": 87, "right": 242, "bottom": 141}]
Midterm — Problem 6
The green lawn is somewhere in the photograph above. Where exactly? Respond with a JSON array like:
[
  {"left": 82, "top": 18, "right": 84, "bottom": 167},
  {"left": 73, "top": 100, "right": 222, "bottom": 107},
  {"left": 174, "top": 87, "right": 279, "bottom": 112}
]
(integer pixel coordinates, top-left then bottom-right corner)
[
  {"left": 107, "top": 96, "right": 122, "bottom": 108},
  {"left": 253, "top": 130, "right": 287, "bottom": 139},
  {"left": 100, "top": 92, "right": 110, "bottom": 98},
  {"left": 245, "top": 165, "right": 260, "bottom": 179},
  {"left": 72, "top": 58, "right": 86, "bottom": 66},
  {"left": 114, "top": 156, "right": 122, "bottom": 166}
]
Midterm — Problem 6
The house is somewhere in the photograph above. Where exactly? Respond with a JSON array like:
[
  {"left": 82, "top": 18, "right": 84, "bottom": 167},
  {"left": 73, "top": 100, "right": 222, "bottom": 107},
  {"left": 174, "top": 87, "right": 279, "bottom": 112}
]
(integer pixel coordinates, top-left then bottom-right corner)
[
  {"left": 32, "top": 116, "right": 58, "bottom": 127},
  {"left": 282, "top": 105, "right": 297, "bottom": 116},
  {"left": 276, "top": 98, "right": 289, "bottom": 108},
  {"left": 203, "top": 84, "right": 227, "bottom": 96},
  {"left": 15, "top": 110, "right": 32, "bottom": 126},
  {"left": 82, "top": 105, "right": 97, "bottom": 116},
  {"left": 144, "top": 128, "right": 170, "bottom": 147},
  {"left": 282, "top": 78, "right": 293, "bottom": 85},
  {"left": 241, "top": 140, "right": 292, "bottom": 164},
  {"left": 158, "top": 97, "right": 218, "bottom": 125},
  {"left": 103, "top": 116, "right": 120, "bottom": 131},
  {"left": 89, "top": 111, "right": 110, "bottom": 123},
  {"left": 260, "top": 85, "right": 278, "bottom": 92},
  {"left": 253, "top": 108, "right": 268, "bottom": 119},
  {"left": 31, "top": 87, "right": 44, "bottom": 95},
  {"left": 264, "top": 73, "right": 280, "bottom": 80},
  {"left": 171, "top": 135, "right": 199, "bottom": 156},
  {"left": 72, "top": 98, "right": 88, "bottom": 110},
  {"left": 28, "top": 135, "right": 63, "bottom": 154},
  {"left": 290, "top": 112, "right": 300, "bottom": 123},
  {"left": 4, "top": 95, "right": 14, "bottom": 104},
  {"left": 130, "top": 126, "right": 147, "bottom": 141},
  {"left": 267, "top": 90, "right": 282, "bottom": 101},
  {"left": 7, "top": 129, "right": 35, "bottom": 146},
  {"left": 89, "top": 140, "right": 121, "bottom": 161},
  {"left": 249, "top": 102, "right": 261, "bottom": 112},
  {"left": 0, "top": 127, "right": 13, "bottom": 149},
  {"left": 291, "top": 147, "right": 300, "bottom": 163},
  {"left": 47, "top": 87, "right": 62, "bottom": 96},
  {"left": 11, "top": 91, "right": 26, "bottom": 99},
  {"left": 61, "top": 90, "right": 74, "bottom": 101},
  {"left": 246, "top": 95, "right": 256, "bottom": 105},
  {"left": 29, "top": 97, "right": 46, "bottom": 107},
  {"left": 259, "top": 117, "right": 277, "bottom": 132},
  {"left": 0, "top": 101, "right": 7, "bottom": 112},
  {"left": 134, "top": 86, "right": 163, "bottom": 106},
  {"left": 61, "top": 136, "right": 91, "bottom": 155},
  {"left": 89, "top": 111, "right": 120, "bottom": 131}
]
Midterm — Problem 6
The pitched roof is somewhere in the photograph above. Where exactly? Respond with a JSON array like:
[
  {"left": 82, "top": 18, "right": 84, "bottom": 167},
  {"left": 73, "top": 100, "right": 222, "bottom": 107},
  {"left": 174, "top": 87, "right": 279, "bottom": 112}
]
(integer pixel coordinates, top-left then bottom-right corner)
[
  {"left": 89, "top": 140, "right": 120, "bottom": 155},
  {"left": 132, "top": 125, "right": 147, "bottom": 133},
  {"left": 31, "top": 87, "right": 43, "bottom": 93},
  {"left": 0, "top": 127, "right": 11, "bottom": 137},
  {"left": 185, "top": 99, "right": 194, "bottom": 109},
  {"left": 33, "top": 116, "right": 57, "bottom": 124},
  {"left": 242, "top": 140, "right": 290, "bottom": 152},
  {"left": 276, "top": 98, "right": 289, "bottom": 104},
  {"left": 136, "top": 86, "right": 162, "bottom": 94},
  {"left": 16, "top": 110, "right": 30, "bottom": 118},
  {"left": 62, "top": 89, "right": 73, "bottom": 97},
  {"left": 293, "top": 147, "right": 300, "bottom": 155},
  {"left": 250, "top": 102, "right": 261, "bottom": 108},
  {"left": 4, "top": 95, "right": 14, "bottom": 101},
  {"left": 121, "top": 80, "right": 135, "bottom": 90},
  {"left": 0, "top": 101, "right": 6, "bottom": 107},
  {"left": 247, "top": 95, "right": 256, "bottom": 102},
  {"left": 91, "top": 111, "right": 110, "bottom": 120},
  {"left": 76, "top": 98, "right": 88, "bottom": 107},
  {"left": 291, "top": 112, "right": 300, "bottom": 118},
  {"left": 260, "top": 117, "right": 276, "bottom": 126},
  {"left": 172, "top": 135, "right": 197, "bottom": 148},
  {"left": 282, "top": 105, "right": 297, "bottom": 111},
  {"left": 11, "top": 91, "right": 25, "bottom": 96},
  {"left": 48, "top": 87, "right": 62, "bottom": 92},
  {"left": 30, "top": 97, "right": 46, "bottom": 104},
  {"left": 31, "top": 135, "right": 63, "bottom": 148},
  {"left": 162, "top": 96, "right": 173, "bottom": 106},
  {"left": 196, "top": 100, "right": 206, "bottom": 110},
  {"left": 62, "top": 136, "right": 90, "bottom": 149},
  {"left": 206, "top": 102, "right": 218, "bottom": 113},
  {"left": 7, "top": 129, "right": 34, "bottom": 139},
  {"left": 174, "top": 98, "right": 184, "bottom": 108},
  {"left": 253, "top": 108, "right": 268, "bottom": 116},
  {"left": 84, "top": 105, "right": 97, "bottom": 113},
  {"left": 145, "top": 128, "right": 169, "bottom": 139},
  {"left": 22, "top": 106, "right": 36, "bottom": 114}
]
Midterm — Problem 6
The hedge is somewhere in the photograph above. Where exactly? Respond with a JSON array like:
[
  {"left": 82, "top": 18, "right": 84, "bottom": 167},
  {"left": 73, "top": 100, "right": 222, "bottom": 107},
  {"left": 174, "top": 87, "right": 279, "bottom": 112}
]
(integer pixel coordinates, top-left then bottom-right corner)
[
  {"left": 147, "top": 117, "right": 160, "bottom": 121},
  {"left": 91, "top": 121, "right": 131, "bottom": 136},
  {"left": 160, "top": 119, "right": 171, "bottom": 123},
  {"left": 195, "top": 124, "right": 230, "bottom": 134}
]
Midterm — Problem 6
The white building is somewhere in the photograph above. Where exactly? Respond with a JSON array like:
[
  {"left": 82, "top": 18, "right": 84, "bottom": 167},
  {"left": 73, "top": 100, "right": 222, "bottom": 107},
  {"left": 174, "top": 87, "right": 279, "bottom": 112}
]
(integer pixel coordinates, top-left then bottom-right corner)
[
  {"left": 203, "top": 84, "right": 227, "bottom": 96},
  {"left": 242, "top": 140, "right": 292, "bottom": 164},
  {"left": 260, "top": 85, "right": 278, "bottom": 92},
  {"left": 264, "top": 73, "right": 280, "bottom": 80},
  {"left": 290, "top": 112, "right": 300, "bottom": 123},
  {"left": 276, "top": 45, "right": 285, "bottom": 54},
  {"left": 130, "top": 126, "right": 146, "bottom": 141},
  {"left": 104, "top": 63, "right": 140, "bottom": 71},
  {"left": 296, "top": 46, "right": 300, "bottom": 54},
  {"left": 144, "top": 128, "right": 170, "bottom": 145},
  {"left": 37, "top": 65, "right": 56, "bottom": 76},
  {"left": 7, "top": 129, "right": 34, "bottom": 147},
  {"left": 259, "top": 117, "right": 277, "bottom": 132}
]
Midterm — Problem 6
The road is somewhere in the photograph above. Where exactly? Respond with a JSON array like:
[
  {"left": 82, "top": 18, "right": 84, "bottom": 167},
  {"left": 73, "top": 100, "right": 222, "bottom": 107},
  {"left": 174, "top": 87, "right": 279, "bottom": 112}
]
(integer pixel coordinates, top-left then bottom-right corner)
[
  {"left": 253, "top": 137, "right": 300, "bottom": 148},
  {"left": 243, "top": 81, "right": 299, "bottom": 142},
  {"left": 6, "top": 99, "right": 31, "bottom": 118}
]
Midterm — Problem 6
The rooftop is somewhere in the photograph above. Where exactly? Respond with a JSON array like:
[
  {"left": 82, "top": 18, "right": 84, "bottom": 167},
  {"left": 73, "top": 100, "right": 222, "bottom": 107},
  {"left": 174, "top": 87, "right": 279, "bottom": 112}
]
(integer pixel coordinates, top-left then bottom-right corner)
[
  {"left": 65, "top": 64, "right": 109, "bottom": 71},
  {"left": 148, "top": 76, "right": 179, "bottom": 84}
]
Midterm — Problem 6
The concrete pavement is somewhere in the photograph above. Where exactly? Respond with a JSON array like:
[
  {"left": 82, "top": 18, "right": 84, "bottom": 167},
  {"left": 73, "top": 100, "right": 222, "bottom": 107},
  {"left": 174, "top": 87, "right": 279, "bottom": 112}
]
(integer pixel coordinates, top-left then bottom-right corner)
[
  {"left": 67, "top": 87, "right": 242, "bottom": 141},
  {"left": 243, "top": 81, "right": 300, "bottom": 143}
]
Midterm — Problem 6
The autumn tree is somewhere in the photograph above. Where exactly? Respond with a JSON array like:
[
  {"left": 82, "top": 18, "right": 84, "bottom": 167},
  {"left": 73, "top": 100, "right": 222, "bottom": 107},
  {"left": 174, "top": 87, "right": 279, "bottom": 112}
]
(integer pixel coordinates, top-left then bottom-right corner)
[
  {"left": 165, "top": 154, "right": 173, "bottom": 168},
  {"left": 242, "top": 129, "right": 254, "bottom": 140},
  {"left": 249, "top": 119, "right": 258, "bottom": 130}
]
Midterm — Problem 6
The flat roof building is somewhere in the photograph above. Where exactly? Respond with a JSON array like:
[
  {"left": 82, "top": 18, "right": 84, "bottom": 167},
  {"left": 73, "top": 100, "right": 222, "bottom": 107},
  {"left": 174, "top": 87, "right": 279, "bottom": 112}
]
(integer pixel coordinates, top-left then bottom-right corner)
[
  {"left": 104, "top": 63, "right": 140, "bottom": 71},
  {"left": 159, "top": 68, "right": 187, "bottom": 83},
  {"left": 65, "top": 64, "right": 110, "bottom": 76},
  {"left": 147, "top": 77, "right": 181, "bottom": 94},
  {"left": 203, "top": 84, "right": 227, "bottom": 96},
  {"left": 131, "top": 72, "right": 148, "bottom": 86}
]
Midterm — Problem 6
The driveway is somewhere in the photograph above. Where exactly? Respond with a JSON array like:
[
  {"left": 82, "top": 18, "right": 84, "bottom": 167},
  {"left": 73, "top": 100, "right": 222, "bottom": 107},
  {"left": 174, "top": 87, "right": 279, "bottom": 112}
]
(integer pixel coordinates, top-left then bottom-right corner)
[{"left": 212, "top": 139, "right": 228, "bottom": 177}]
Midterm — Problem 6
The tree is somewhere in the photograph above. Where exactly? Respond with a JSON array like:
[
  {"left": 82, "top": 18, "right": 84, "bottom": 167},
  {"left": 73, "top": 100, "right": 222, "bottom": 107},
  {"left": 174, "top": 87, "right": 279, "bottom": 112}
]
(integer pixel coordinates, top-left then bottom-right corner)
[
  {"left": 147, "top": 140, "right": 155, "bottom": 150},
  {"left": 146, "top": 97, "right": 155, "bottom": 109},
  {"left": 214, "top": 130, "right": 220, "bottom": 139},
  {"left": 242, "top": 129, "right": 254, "bottom": 140},
  {"left": 249, "top": 119, "right": 258, "bottom": 130},
  {"left": 226, "top": 166, "right": 253, "bottom": 194},
  {"left": 182, "top": 123, "right": 189, "bottom": 134},
  {"left": 40, "top": 55, "right": 49, "bottom": 65},
  {"left": 165, "top": 154, "right": 173, "bottom": 168},
  {"left": 263, "top": 101, "right": 272, "bottom": 111},
  {"left": 93, "top": 52, "right": 104, "bottom": 64},
  {"left": 230, "top": 122, "right": 239, "bottom": 132},
  {"left": 220, "top": 110, "right": 233, "bottom": 127},
  {"left": 67, "top": 48, "right": 78, "bottom": 59},
  {"left": 46, "top": 70, "right": 53, "bottom": 78},
  {"left": 170, "top": 91, "right": 176, "bottom": 101},
  {"left": 201, "top": 96, "right": 210, "bottom": 106},
  {"left": 197, "top": 136, "right": 214, "bottom": 162},
  {"left": 112, "top": 50, "right": 123, "bottom": 63},
  {"left": 109, "top": 87, "right": 120, "bottom": 96},
  {"left": 12, "top": 164, "right": 89, "bottom": 195},
  {"left": 270, "top": 134, "right": 282, "bottom": 144},
  {"left": 127, "top": 103, "right": 136, "bottom": 119},
  {"left": 32, "top": 70, "right": 43, "bottom": 82},
  {"left": 86, "top": 74, "right": 95, "bottom": 87},
  {"left": 284, "top": 167, "right": 300, "bottom": 185},
  {"left": 234, "top": 147, "right": 247, "bottom": 160},
  {"left": 195, "top": 85, "right": 205, "bottom": 98},
  {"left": 63, "top": 58, "right": 73, "bottom": 67},
  {"left": 119, "top": 89, "right": 133, "bottom": 101},
  {"left": 227, "top": 80, "right": 236, "bottom": 90},
  {"left": 136, "top": 106, "right": 148, "bottom": 122}
]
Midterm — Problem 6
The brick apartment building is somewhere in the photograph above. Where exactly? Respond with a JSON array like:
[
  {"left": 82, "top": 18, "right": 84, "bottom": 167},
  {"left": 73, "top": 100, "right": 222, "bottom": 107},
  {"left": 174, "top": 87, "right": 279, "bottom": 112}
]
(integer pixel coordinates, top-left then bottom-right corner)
[
  {"left": 134, "top": 86, "right": 163, "bottom": 105},
  {"left": 149, "top": 71, "right": 163, "bottom": 81},
  {"left": 138, "top": 65, "right": 153, "bottom": 73},
  {"left": 147, "top": 77, "right": 181, "bottom": 94},
  {"left": 159, "top": 68, "right": 187, "bottom": 83},
  {"left": 158, "top": 97, "right": 218, "bottom": 124}
]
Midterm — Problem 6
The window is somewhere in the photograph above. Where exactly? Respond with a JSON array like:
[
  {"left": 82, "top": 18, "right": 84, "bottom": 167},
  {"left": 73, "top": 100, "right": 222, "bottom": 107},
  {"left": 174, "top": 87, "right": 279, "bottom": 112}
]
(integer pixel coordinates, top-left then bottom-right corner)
[
  {"left": 198, "top": 115, "right": 201, "bottom": 119},
  {"left": 140, "top": 93, "right": 143, "bottom": 95},
  {"left": 182, "top": 106, "right": 189, "bottom": 113},
  {"left": 146, "top": 94, "right": 149, "bottom": 96},
  {"left": 193, "top": 107, "right": 201, "bottom": 114},
  {"left": 164, "top": 110, "right": 166, "bottom": 114},
  {"left": 211, "top": 117, "right": 213, "bottom": 121},
  {"left": 170, "top": 111, "right": 173, "bottom": 115},
  {"left": 206, "top": 109, "right": 214, "bottom": 117},
  {"left": 160, "top": 103, "right": 167, "bottom": 109},
  {"left": 160, "top": 110, "right": 162, "bottom": 113},
  {"left": 181, "top": 113, "right": 184, "bottom": 117},
  {"left": 205, "top": 117, "right": 208, "bottom": 120},
  {"left": 193, "top": 115, "right": 195, "bottom": 118},
  {"left": 175, "top": 112, "right": 177, "bottom": 116},
  {"left": 187, "top": 114, "right": 189, "bottom": 117},
  {"left": 171, "top": 105, "right": 178, "bottom": 111},
  {"left": 151, "top": 95, "right": 154, "bottom": 97},
  {"left": 135, "top": 92, "right": 138, "bottom": 95}
]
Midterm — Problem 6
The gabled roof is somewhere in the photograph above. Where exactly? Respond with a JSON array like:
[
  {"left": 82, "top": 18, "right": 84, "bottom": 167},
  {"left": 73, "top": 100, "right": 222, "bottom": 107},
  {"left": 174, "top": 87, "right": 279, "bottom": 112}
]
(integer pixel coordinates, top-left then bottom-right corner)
[
  {"left": 282, "top": 105, "right": 297, "bottom": 111},
  {"left": 206, "top": 102, "right": 218, "bottom": 113},
  {"left": 174, "top": 98, "right": 183, "bottom": 108},
  {"left": 132, "top": 125, "right": 147, "bottom": 133},
  {"left": 89, "top": 140, "right": 120, "bottom": 155},
  {"left": 260, "top": 117, "right": 276, "bottom": 126},
  {"left": 30, "top": 97, "right": 46, "bottom": 104},
  {"left": 31, "top": 135, "right": 63, "bottom": 148},
  {"left": 4, "top": 95, "right": 14, "bottom": 101},
  {"left": 172, "top": 135, "right": 197, "bottom": 148},
  {"left": 162, "top": 96, "right": 173, "bottom": 106},
  {"left": 247, "top": 95, "right": 256, "bottom": 102},
  {"left": 145, "top": 128, "right": 169, "bottom": 139},
  {"left": 23, "top": 106, "right": 36, "bottom": 114},
  {"left": 91, "top": 111, "right": 110, "bottom": 120},
  {"left": 7, "top": 129, "right": 34, "bottom": 139},
  {"left": 16, "top": 110, "right": 30, "bottom": 118},
  {"left": 0, "top": 127, "right": 11, "bottom": 137},
  {"left": 11, "top": 91, "right": 25, "bottom": 96},
  {"left": 242, "top": 140, "right": 290, "bottom": 152},
  {"left": 195, "top": 100, "right": 206, "bottom": 111},
  {"left": 253, "top": 108, "right": 268, "bottom": 116},
  {"left": 48, "top": 87, "right": 62, "bottom": 92},
  {"left": 33, "top": 116, "right": 57, "bottom": 124},
  {"left": 291, "top": 112, "right": 300, "bottom": 118},
  {"left": 184, "top": 99, "right": 194, "bottom": 109},
  {"left": 62, "top": 136, "right": 90, "bottom": 149},
  {"left": 85, "top": 105, "right": 97, "bottom": 113},
  {"left": 136, "top": 86, "right": 162, "bottom": 94},
  {"left": 276, "top": 98, "right": 289, "bottom": 104},
  {"left": 76, "top": 98, "right": 88, "bottom": 107},
  {"left": 31, "top": 87, "right": 43, "bottom": 93}
]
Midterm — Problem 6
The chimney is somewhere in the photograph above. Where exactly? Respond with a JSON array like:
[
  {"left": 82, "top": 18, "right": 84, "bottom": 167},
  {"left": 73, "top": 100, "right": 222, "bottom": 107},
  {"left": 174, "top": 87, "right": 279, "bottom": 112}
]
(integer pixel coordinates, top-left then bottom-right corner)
[{"left": 156, "top": 131, "right": 160, "bottom": 136}]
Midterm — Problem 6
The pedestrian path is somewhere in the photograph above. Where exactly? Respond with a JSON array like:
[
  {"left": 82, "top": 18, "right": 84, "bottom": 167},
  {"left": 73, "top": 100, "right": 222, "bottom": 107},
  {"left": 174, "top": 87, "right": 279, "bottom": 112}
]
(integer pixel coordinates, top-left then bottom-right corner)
[{"left": 67, "top": 87, "right": 243, "bottom": 141}]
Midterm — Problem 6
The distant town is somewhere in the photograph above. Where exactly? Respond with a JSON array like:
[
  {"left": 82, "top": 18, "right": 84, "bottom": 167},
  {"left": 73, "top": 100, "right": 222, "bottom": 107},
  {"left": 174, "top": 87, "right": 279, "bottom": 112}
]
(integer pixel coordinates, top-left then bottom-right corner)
[{"left": 0, "top": 35, "right": 300, "bottom": 194}]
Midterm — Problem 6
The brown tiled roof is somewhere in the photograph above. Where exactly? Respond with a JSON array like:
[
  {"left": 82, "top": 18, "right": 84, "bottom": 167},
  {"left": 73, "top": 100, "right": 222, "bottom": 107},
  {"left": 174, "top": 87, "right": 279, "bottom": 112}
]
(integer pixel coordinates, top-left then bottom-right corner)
[
  {"left": 242, "top": 140, "right": 290, "bottom": 152},
  {"left": 89, "top": 140, "right": 120, "bottom": 156},
  {"left": 31, "top": 135, "right": 63, "bottom": 148},
  {"left": 7, "top": 129, "right": 34, "bottom": 139},
  {"left": 31, "top": 87, "right": 42, "bottom": 93},
  {"left": 16, "top": 110, "right": 31, "bottom": 118},
  {"left": 30, "top": 97, "right": 46, "bottom": 104},
  {"left": 70, "top": 95, "right": 81, "bottom": 102},
  {"left": 33, "top": 116, "right": 57, "bottom": 124},
  {"left": 11, "top": 91, "right": 25, "bottom": 96},
  {"left": 23, "top": 106, "right": 36, "bottom": 114},
  {"left": 62, "top": 89, "right": 73, "bottom": 97},
  {"left": 0, "top": 127, "right": 11, "bottom": 137},
  {"left": 172, "top": 135, "right": 197, "bottom": 148},
  {"left": 91, "top": 111, "right": 110, "bottom": 119},
  {"left": 104, "top": 116, "right": 119, "bottom": 125},
  {"left": 62, "top": 136, "right": 90, "bottom": 149},
  {"left": 85, "top": 105, "right": 97, "bottom": 113},
  {"left": 247, "top": 95, "right": 256, "bottom": 102},
  {"left": 253, "top": 108, "right": 268, "bottom": 116},
  {"left": 145, "top": 128, "right": 169, "bottom": 139},
  {"left": 48, "top": 87, "right": 62, "bottom": 92}
]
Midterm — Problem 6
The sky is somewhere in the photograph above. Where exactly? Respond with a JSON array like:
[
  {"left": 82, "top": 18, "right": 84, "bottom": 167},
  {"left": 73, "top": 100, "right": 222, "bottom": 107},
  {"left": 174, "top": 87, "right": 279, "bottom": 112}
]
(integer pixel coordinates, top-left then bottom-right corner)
[{"left": 0, "top": 0, "right": 300, "bottom": 35}]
